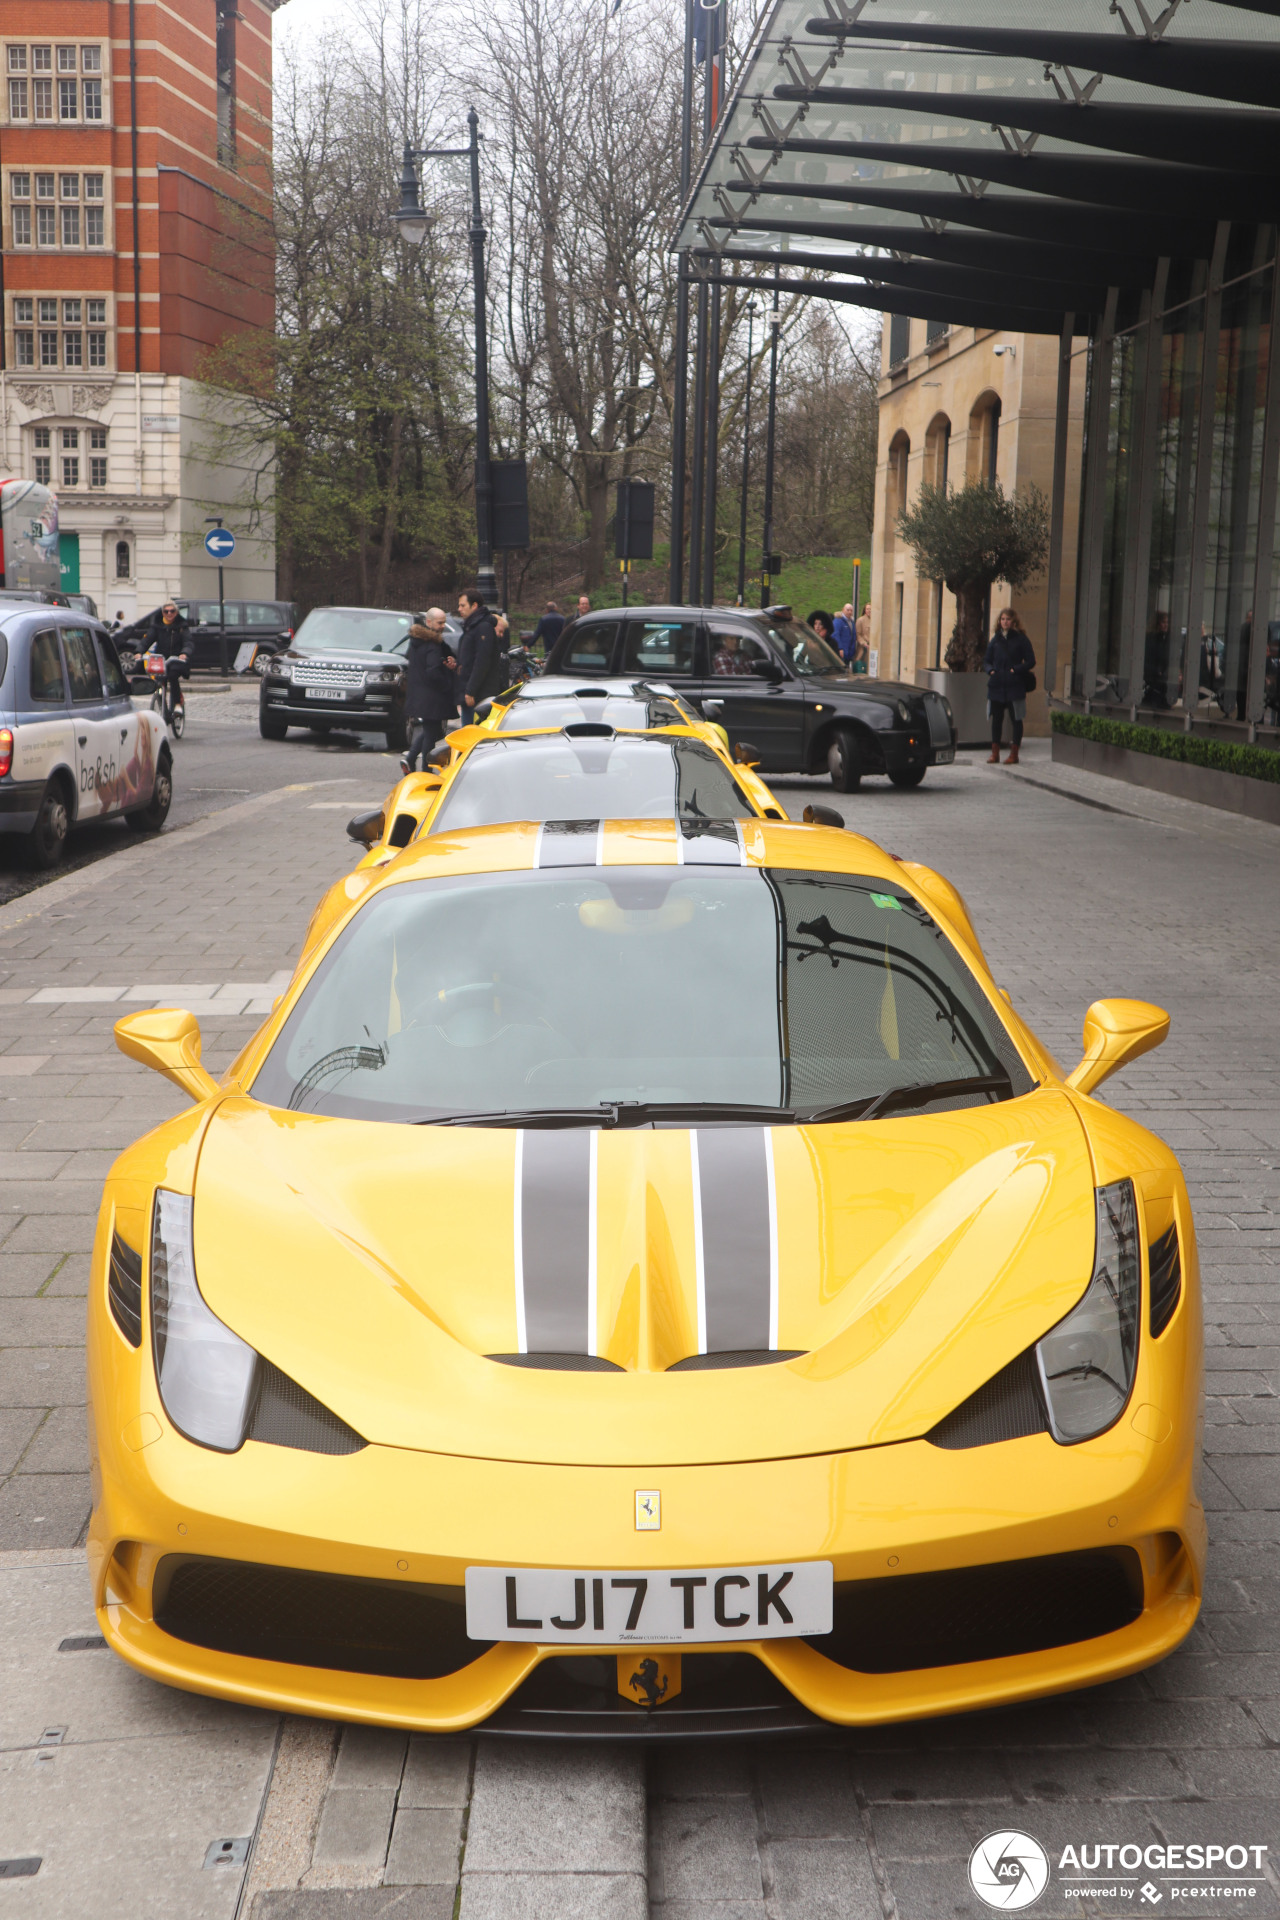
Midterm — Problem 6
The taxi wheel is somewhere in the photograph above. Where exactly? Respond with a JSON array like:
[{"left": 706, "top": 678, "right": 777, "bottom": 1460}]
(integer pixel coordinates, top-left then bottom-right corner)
[
  {"left": 23, "top": 779, "right": 71, "bottom": 870},
  {"left": 125, "top": 749, "right": 173, "bottom": 832},
  {"left": 827, "top": 728, "right": 862, "bottom": 793},
  {"left": 889, "top": 765, "right": 927, "bottom": 789}
]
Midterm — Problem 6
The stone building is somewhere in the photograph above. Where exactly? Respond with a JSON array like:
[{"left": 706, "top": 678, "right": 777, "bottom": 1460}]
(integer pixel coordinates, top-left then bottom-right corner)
[{"left": 0, "top": 0, "right": 281, "bottom": 622}]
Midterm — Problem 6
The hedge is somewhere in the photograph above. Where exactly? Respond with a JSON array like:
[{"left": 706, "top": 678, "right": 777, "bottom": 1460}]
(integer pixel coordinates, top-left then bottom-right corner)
[{"left": 1051, "top": 710, "right": 1280, "bottom": 786}]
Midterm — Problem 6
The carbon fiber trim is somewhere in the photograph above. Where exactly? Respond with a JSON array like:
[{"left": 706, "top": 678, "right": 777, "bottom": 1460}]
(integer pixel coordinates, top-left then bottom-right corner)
[
  {"left": 245, "top": 1360, "right": 366, "bottom": 1455},
  {"left": 489, "top": 1353, "right": 624, "bottom": 1372},
  {"left": 1149, "top": 1224, "right": 1182, "bottom": 1337},
  {"left": 926, "top": 1349, "right": 1048, "bottom": 1449},
  {"left": 107, "top": 1230, "right": 143, "bottom": 1348}
]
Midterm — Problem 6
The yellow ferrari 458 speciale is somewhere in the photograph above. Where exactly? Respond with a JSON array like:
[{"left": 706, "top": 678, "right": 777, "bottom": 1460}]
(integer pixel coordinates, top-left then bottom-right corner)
[{"left": 91, "top": 814, "right": 1202, "bottom": 1736}]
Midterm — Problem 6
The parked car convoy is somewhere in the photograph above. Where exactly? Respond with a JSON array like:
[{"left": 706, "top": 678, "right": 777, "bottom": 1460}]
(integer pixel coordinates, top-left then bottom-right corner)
[
  {"left": 0, "top": 608, "right": 171, "bottom": 866},
  {"left": 545, "top": 605, "right": 956, "bottom": 791}
]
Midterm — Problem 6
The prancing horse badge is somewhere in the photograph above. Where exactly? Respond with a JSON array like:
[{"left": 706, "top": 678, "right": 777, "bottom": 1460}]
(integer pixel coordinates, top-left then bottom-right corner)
[{"left": 635, "top": 1490, "right": 661, "bottom": 1531}]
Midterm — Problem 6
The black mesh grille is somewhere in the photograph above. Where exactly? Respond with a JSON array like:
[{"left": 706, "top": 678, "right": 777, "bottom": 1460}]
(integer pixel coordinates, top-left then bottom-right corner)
[
  {"left": 107, "top": 1230, "right": 143, "bottom": 1348},
  {"left": 489, "top": 1352, "right": 624, "bottom": 1372},
  {"left": 807, "top": 1548, "right": 1143, "bottom": 1674},
  {"left": 153, "top": 1555, "right": 488, "bottom": 1679},
  {"left": 668, "top": 1350, "right": 807, "bottom": 1371},
  {"left": 388, "top": 812, "right": 416, "bottom": 848},
  {"left": 246, "top": 1360, "right": 366, "bottom": 1454},
  {"left": 1149, "top": 1225, "right": 1182, "bottom": 1337},
  {"left": 927, "top": 1349, "right": 1048, "bottom": 1449}
]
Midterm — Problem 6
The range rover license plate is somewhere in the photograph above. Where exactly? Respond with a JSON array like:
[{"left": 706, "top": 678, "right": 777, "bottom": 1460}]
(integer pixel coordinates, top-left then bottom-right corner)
[{"left": 464, "top": 1561, "right": 833, "bottom": 1644}]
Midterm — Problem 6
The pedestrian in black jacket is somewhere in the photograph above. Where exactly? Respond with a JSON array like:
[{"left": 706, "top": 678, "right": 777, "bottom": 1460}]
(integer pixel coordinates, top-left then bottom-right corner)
[
  {"left": 402, "top": 608, "right": 456, "bottom": 772},
  {"left": 455, "top": 589, "right": 503, "bottom": 714},
  {"left": 984, "top": 608, "right": 1036, "bottom": 765},
  {"left": 530, "top": 602, "right": 565, "bottom": 656}
]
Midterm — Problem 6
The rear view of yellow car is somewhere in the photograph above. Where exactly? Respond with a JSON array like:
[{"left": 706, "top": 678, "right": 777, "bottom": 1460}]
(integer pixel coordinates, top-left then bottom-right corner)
[{"left": 90, "top": 818, "right": 1201, "bottom": 1735}]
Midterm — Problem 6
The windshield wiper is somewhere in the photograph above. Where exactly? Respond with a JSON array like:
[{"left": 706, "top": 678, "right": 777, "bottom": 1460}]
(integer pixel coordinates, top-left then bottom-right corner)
[
  {"left": 416, "top": 1100, "right": 794, "bottom": 1129},
  {"left": 801, "top": 1073, "right": 1015, "bottom": 1126}
]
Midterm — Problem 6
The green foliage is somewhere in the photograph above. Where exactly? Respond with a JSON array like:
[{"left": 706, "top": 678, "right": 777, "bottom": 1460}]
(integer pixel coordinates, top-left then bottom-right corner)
[
  {"left": 897, "top": 480, "right": 1050, "bottom": 594},
  {"left": 1053, "top": 711, "right": 1280, "bottom": 785}
]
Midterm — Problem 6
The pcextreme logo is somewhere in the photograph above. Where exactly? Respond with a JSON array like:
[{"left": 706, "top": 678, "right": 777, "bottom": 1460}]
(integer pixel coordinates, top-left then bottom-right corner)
[{"left": 969, "top": 1833, "right": 1271, "bottom": 1911}]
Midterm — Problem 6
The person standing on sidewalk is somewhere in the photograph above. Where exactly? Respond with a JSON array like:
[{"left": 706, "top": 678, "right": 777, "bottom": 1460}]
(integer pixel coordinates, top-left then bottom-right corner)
[
  {"left": 984, "top": 607, "right": 1036, "bottom": 765},
  {"left": 455, "top": 588, "right": 503, "bottom": 716},
  {"left": 402, "top": 609, "right": 456, "bottom": 773},
  {"left": 854, "top": 603, "right": 872, "bottom": 673}
]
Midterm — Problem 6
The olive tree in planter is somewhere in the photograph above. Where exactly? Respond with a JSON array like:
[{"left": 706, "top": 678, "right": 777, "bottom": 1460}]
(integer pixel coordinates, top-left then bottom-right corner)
[{"left": 897, "top": 480, "right": 1050, "bottom": 672}]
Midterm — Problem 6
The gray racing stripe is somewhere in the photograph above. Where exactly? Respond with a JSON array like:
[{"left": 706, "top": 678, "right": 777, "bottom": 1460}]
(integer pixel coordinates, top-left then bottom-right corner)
[
  {"left": 696, "top": 1127, "right": 772, "bottom": 1352},
  {"left": 520, "top": 1128, "right": 593, "bottom": 1352},
  {"left": 679, "top": 819, "right": 744, "bottom": 865},
  {"left": 537, "top": 819, "right": 602, "bottom": 867}
]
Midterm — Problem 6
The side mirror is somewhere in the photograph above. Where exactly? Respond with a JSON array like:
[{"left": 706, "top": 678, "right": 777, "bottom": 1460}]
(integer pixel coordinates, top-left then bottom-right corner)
[
  {"left": 1067, "top": 998, "right": 1170, "bottom": 1096},
  {"left": 700, "top": 698, "right": 725, "bottom": 719},
  {"left": 346, "top": 808, "right": 385, "bottom": 846},
  {"left": 751, "top": 658, "right": 783, "bottom": 682},
  {"left": 733, "top": 740, "right": 762, "bottom": 766},
  {"left": 115, "top": 1009, "right": 219, "bottom": 1104},
  {"left": 803, "top": 803, "right": 845, "bottom": 828},
  {"left": 427, "top": 744, "right": 451, "bottom": 767}
]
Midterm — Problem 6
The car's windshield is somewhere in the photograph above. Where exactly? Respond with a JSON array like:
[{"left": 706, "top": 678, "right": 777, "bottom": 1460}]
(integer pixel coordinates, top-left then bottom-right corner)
[
  {"left": 769, "top": 622, "right": 844, "bottom": 677},
  {"left": 497, "top": 697, "right": 651, "bottom": 732},
  {"left": 429, "top": 734, "right": 755, "bottom": 833},
  {"left": 251, "top": 867, "right": 1032, "bottom": 1123},
  {"left": 294, "top": 608, "right": 412, "bottom": 653}
]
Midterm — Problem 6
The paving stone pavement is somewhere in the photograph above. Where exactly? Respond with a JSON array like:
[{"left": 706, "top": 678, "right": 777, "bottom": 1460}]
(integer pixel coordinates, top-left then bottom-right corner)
[{"left": 0, "top": 736, "right": 1275, "bottom": 1916}]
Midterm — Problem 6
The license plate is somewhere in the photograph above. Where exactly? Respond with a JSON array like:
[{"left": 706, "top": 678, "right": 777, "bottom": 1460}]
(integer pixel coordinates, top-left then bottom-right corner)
[
  {"left": 934, "top": 747, "right": 955, "bottom": 763},
  {"left": 306, "top": 686, "right": 348, "bottom": 701},
  {"left": 464, "top": 1561, "right": 833, "bottom": 1644}
]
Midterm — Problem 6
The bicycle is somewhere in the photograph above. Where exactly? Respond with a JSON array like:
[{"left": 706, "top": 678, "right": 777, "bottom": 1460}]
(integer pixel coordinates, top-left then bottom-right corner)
[{"left": 142, "top": 651, "right": 186, "bottom": 738}]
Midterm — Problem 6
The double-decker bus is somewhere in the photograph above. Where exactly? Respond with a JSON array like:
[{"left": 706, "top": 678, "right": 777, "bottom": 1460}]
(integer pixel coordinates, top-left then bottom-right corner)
[{"left": 0, "top": 478, "right": 59, "bottom": 594}]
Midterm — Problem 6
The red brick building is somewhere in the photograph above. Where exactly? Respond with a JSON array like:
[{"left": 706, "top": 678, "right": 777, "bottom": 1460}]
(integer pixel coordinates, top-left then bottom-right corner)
[{"left": 0, "top": 0, "right": 280, "bottom": 620}]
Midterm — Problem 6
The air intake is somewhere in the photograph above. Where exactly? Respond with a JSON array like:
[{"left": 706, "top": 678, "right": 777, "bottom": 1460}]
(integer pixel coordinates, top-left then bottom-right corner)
[{"left": 1149, "top": 1223, "right": 1182, "bottom": 1337}]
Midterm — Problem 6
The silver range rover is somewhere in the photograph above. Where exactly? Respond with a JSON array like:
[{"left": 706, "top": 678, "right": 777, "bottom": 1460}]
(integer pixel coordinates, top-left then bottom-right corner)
[{"left": 259, "top": 607, "right": 417, "bottom": 751}]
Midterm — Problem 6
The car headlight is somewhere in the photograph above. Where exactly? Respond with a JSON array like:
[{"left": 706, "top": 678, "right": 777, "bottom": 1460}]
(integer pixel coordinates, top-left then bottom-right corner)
[
  {"left": 1036, "top": 1179, "right": 1140, "bottom": 1443},
  {"left": 266, "top": 661, "right": 292, "bottom": 682},
  {"left": 895, "top": 699, "right": 914, "bottom": 724},
  {"left": 151, "top": 1190, "right": 257, "bottom": 1452},
  {"left": 366, "top": 667, "right": 400, "bottom": 686}
]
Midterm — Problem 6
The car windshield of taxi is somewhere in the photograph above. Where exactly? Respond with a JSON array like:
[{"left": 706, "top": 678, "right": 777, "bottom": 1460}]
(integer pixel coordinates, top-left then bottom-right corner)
[{"left": 252, "top": 862, "right": 1030, "bottom": 1125}]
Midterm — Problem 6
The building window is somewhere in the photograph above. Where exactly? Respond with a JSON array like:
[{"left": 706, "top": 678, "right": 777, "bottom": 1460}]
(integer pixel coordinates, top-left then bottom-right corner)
[
  {"left": 64, "top": 330, "right": 82, "bottom": 366},
  {"left": 39, "top": 329, "right": 58, "bottom": 367},
  {"left": 116, "top": 541, "right": 131, "bottom": 580},
  {"left": 35, "top": 172, "right": 52, "bottom": 200},
  {"left": 58, "top": 78, "right": 77, "bottom": 119},
  {"left": 62, "top": 457, "right": 79, "bottom": 489},
  {"left": 61, "top": 173, "right": 78, "bottom": 199},
  {"left": 15, "top": 331, "right": 33, "bottom": 365},
  {"left": 85, "top": 206, "right": 104, "bottom": 246},
  {"left": 7, "top": 46, "right": 25, "bottom": 71},
  {"left": 13, "top": 205, "right": 30, "bottom": 245},
  {"left": 888, "top": 314, "right": 910, "bottom": 370},
  {"left": 82, "top": 47, "right": 101, "bottom": 73},
  {"left": 33, "top": 78, "right": 52, "bottom": 120},
  {"left": 32, "top": 47, "right": 51, "bottom": 72},
  {"left": 61, "top": 205, "right": 79, "bottom": 246},
  {"left": 90, "top": 457, "right": 107, "bottom": 488},
  {"left": 82, "top": 77, "right": 101, "bottom": 120},
  {"left": 88, "top": 298, "right": 108, "bottom": 365},
  {"left": 10, "top": 172, "right": 28, "bottom": 198},
  {"left": 34, "top": 427, "right": 50, "bottom": 449},
  {"left": 34, "top": 431, "right": 51, "bottom": 486},
  {"left": 57, "top": 46, "right": 75, "bottom": 72},
  {"left": 90, "top": 431, "right": 108, "bottom": 488},
  {"left": 61, "top": 429, "right": 78, "bottom": 451},
  {"left": 37, "top": 206, "right": 56, "bottom": 246},
  {"left": 34, "top": 457, "right": 51, "bottom": 485},
  {"left": 90, "top": 427, "right": 106, "bottom": 451},
  {"left": 8, "top": 77, "right": 26, "bottom": 117},
  {"left": 85, "top": 173, "right": 103, "bottom": 199},
  {"left": 216, "top": 0, "right": 236, "bottom": 166}
]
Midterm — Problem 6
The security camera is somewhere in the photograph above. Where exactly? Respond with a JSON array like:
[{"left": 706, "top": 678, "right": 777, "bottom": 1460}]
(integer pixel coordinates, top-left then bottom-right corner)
[{"left": 993, "top": 344, "right": 1016, "bottom": 358}]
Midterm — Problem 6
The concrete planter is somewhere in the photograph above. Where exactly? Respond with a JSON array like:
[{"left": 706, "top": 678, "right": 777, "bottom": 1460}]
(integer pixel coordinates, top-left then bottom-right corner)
[
  {"left": 1053, "top": 729, "right": 1280, "bottom": 827},
  {"left": 915, "top": 669, "right": 989, "bottom": 749}
]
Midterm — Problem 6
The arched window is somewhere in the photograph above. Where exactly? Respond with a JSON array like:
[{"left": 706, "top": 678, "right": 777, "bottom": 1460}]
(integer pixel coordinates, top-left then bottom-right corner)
[
  {"left": 925, "top": 414, "right": 951, "bottom": 491},
  {"left": 967, "top": 394, "right": 1002, "bottom": 488},
  {"left": 115, "top": 540, "right": 131, "bottom": 580}
]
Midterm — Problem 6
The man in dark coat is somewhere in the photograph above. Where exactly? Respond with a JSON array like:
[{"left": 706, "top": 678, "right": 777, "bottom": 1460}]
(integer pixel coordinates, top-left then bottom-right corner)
[
  {"left": 402, "top": 608, "right": 456, "bottom": 772},
  {"left": 983, "top": 608, "right": 1036, "bottom": 765},
  {"left": 455, "top": 589, "right": 503, "bottom": 714},
  {"left": 530, "top": 601, "right": 565, "bottom": 656}
]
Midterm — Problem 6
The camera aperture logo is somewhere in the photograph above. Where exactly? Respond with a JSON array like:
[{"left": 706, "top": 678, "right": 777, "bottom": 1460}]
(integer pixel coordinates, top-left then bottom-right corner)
[{"left": 969, "top": 1832, "right": 1052, "bottom": 1910}]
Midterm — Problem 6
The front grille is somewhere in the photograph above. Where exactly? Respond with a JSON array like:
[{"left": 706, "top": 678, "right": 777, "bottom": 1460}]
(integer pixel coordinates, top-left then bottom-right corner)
[
  {"left": 153, "top": 1555, "right": 488, "bottom": 1679},
  {"left": 292, "top": 664, "right": 365, "bottom": 690},
  {"left": 923, "top": 692, "right": 953, "bottom": 749},
  {"left": 1149, "top": 1224, "right": 1182, "bottom": 1337},
  {"left": 807, "top": 1547, "right": 1143, "bottom": 1674},
  {"left": 928, "top": 1349, "right": 1048, "bottom": 1449},
  {"left": 108, "top": 1230, "right": 143, "bottom": 1347},
  {"left": 246, "top": 1359, "right": 366, "bottom": 1454}
]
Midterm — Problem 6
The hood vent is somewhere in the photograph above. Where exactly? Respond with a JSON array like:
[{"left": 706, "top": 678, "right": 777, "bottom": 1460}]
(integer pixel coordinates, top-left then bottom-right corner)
[
  {"left": 1149, "top": 1224, "right": 1182, "bottom": 1338},
  {"left": 108, "top": 1230, "right": 143, "bottom": 1348},
  {"left": 927, "top": 1349, "right": 1047, "bottom": 1450}
]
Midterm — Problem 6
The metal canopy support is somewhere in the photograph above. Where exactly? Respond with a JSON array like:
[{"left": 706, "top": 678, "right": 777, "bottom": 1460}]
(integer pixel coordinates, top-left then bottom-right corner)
[
  {"left": 1118, "top": 259, "right": 1171, "bottom": 705},
  {"left": 1074, "top": 287, "right": 1120, "bottom": 703},
  {"left": 703, "top": 279, "right": 723, "bottom": 604},
  {"left": 1043, "top": 312, "right": 1076, "bottom": 703},
  {"left": 668, "top": 0, "right": 696, "bottom": 603},
  {"left": 689, "top": 269, "right": 1081, "bottom": 337},
  {"left": 712, "top": 225, "right": 1153, "bottom": 289},
  {"left": 713, "top": 246, "right": 1107, "bottom": 314},
  {"left": 689, "top": 275, "right": 709, "bottom": 606},
  {"left": 1246, "top": 244, "right": 1280, "bottom": 723},
  {"left": 1180, "top": 222, "right": 1232, "bottom": 716}
]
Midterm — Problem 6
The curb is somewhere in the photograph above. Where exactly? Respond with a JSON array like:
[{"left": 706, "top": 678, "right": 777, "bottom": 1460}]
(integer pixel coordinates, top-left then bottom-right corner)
[{"left": 0, "top": 781, "right": 355, "bottom": 936}]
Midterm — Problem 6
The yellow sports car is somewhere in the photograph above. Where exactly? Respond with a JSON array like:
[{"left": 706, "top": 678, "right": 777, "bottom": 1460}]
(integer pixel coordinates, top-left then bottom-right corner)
[{"left": 91, "top": 818, "right": 1201, "bottom": 1735}]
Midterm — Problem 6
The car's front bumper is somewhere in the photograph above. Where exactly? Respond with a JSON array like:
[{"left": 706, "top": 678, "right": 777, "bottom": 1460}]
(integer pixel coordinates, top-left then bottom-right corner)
[
  {"left": 89, "top": 1397, "right": 1204, "bottom": 1735},
  {"left": 262, "top": 685, "right": 400, "bottom": 732}
]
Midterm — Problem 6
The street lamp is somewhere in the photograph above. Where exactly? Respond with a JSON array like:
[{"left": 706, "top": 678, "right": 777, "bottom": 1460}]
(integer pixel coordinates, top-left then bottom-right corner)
[
  {"left": 392, "top": 110, "right": 497, "bottom": 601},
  {"left": 760, "top": 290, "right": 780, "bottom": 611},
  {"left": 735, "top": 301, "right": 757, "bottom": 607}
]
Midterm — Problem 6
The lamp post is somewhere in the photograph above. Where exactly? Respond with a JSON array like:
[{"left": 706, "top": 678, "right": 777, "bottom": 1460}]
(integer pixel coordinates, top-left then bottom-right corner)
[
  {"left": 735, "top": 302, "right": 757, "bottom": 607},
  {"left": 392, "top": 110, "right": 497, "bottom": 601},
  {"left": 760, "top": 290, "right": 780, "bottom": 610}
]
